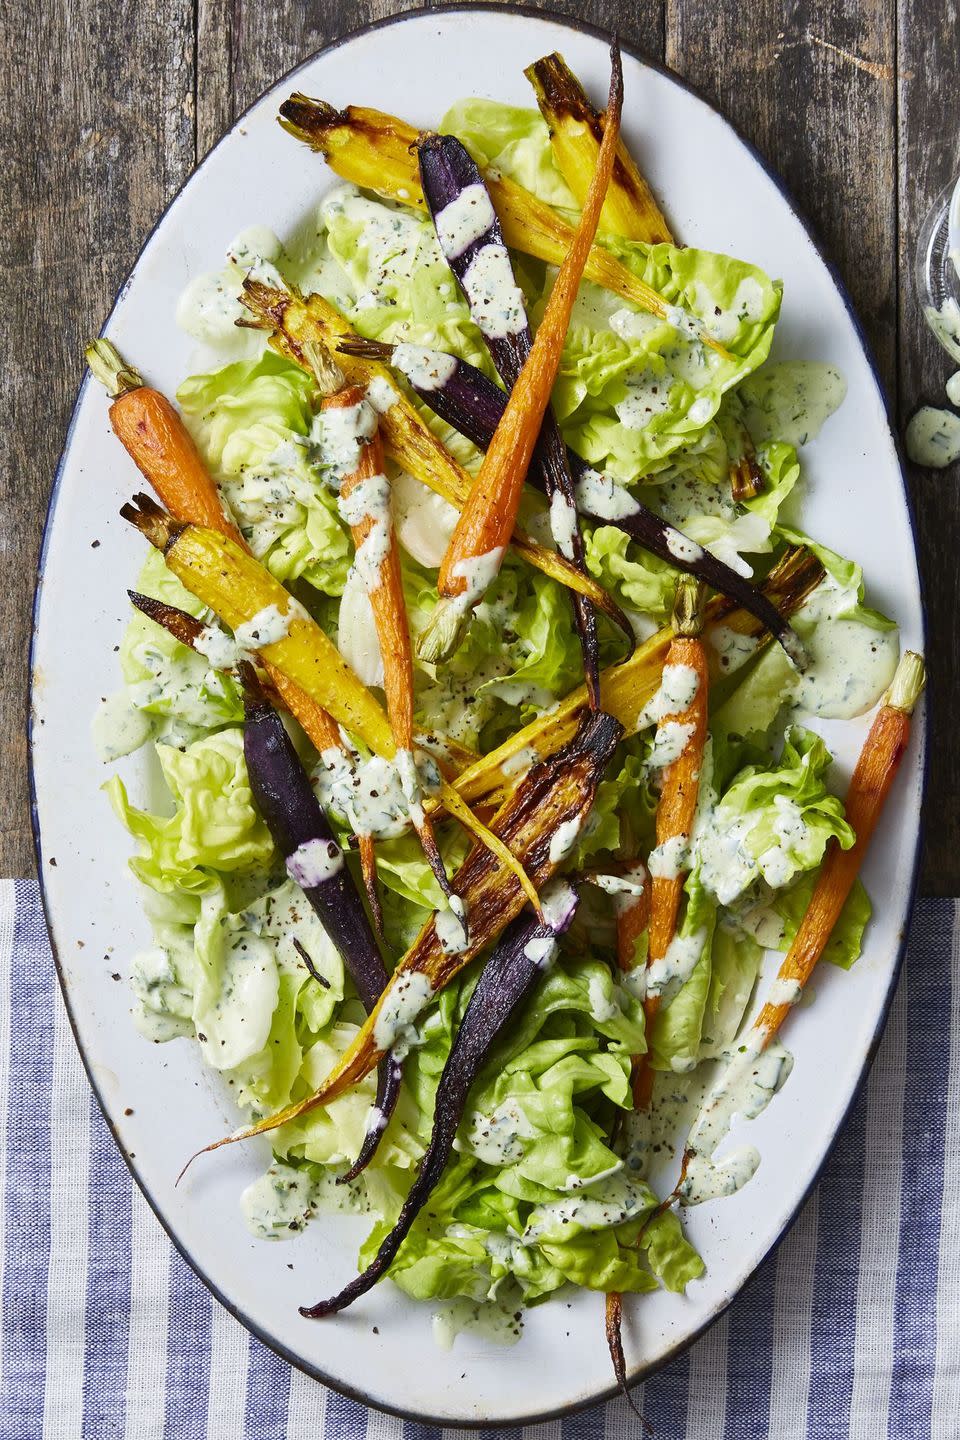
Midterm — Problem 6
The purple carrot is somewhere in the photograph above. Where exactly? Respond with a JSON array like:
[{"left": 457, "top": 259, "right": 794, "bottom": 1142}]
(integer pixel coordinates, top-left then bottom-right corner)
[
  {"left": 239, "top": 664, "right": 400, "bottom": 1179},
  {"left": 417, "top": 132, "right": 603, "bottom": 707},
  {"left": 337, "top": 337, "right": 807, "bottom": 670},
  {"left": 299, "top": 879, "right": 580, "bottom": 1318}
]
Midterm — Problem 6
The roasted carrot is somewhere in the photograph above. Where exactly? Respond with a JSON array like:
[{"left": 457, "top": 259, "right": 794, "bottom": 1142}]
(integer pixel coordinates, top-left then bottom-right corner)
[
  {"left": 276, "top": 97, "right": 732, "bottom": 360},
  {"left": 120, "top": 495, "right": 543, "bottom": 913},
  {"left": 666, "top": 649, "right": 925, "bottom": 1207},
  {"left": 85, "top": 338, "right": 386, "bottom": 927},
  {"left": 317, "top": 365, "right": 464, "bottom": 930},
  {"left": 755, "top": 649, "right": 925, "bottom": 1041},
  {"left": 525, "top": 51, "right": 673, "bottom": 244},
  {"left": 423, "top": 42, "right": 624, "bottom": 659},
  {"left": 86, "top": 340, "right": 240, "bottom": 541},
  {"left": 240, "top": 279, "right": 634, "bottom": 641},
  {"left": 603, "top": 579, "right": 708, "bottom": 1399},
  {"left": 176, "top": 710, "right": 622, "bottom": 1177}
]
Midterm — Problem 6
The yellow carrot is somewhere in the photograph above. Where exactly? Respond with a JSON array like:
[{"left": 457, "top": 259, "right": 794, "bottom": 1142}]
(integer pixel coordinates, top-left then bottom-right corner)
[{"left": 525, "top": 51, "right": 673, "bottom": 244}]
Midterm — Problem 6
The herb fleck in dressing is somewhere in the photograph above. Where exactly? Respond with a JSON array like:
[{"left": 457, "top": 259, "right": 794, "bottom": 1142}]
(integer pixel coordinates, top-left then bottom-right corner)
[
  {"left": 905, "top": 406, "right": 960, "bottom": 469},
  {"left": 461, "top": 244, "right": 527, "bottom": 337},
  {"left": 373, "top": 972, "right": 435, "bottom": 1058},
  {"left": 434, "top": 182, "right": 498, "bottom": 259},
  {"left": 679, "top": 1037, "right": 794, "bottom": 1205}
]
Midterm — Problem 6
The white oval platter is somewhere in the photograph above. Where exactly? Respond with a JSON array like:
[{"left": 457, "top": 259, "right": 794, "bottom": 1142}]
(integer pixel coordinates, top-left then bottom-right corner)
[{"left": 31, "top": 6, "right": 925, "bottom": 1425}]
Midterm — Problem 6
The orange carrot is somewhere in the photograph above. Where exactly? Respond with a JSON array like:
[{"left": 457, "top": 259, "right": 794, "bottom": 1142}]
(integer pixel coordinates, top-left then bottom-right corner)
[
  {"left": 427, "top": 43, "right": 623, "bottom": 652},
  {"left": 633, "top": 577, "right": 709, "bottom": 1110},
  {"left": 85, "top": 337, "right": 386, "bottom": 929},
  {"left": 321, "top": 380, "right": 464, "bottom": 923},
  {"left": 86, "top": 340, "right": 241, "bottom": 543},
  {"left": 754, "top": 649, "right": 925, "bottom": 1044},
  {"left": 667, "top": 649, "right": 925, "bottom": 1206},
  {"left": 604, "top": 582, "right": 709, "bottom": 1398},
  {"left": 616, "top": 868, "right": 650, "bottom": 976}
]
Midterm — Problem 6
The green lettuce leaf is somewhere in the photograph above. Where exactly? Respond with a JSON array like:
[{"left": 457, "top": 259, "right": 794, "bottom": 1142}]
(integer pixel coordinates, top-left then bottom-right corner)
[
  {"left": 106, "top": 728, "right": 275, "bottom": 894},
  {"left": 442, "top": 98, "right": 578, "bottom": 209},
  {"left": 177, "top": 353, "right": 351, "bottom": 592},
  {"left": 733, "top": 871, "right": 872, "bottom": 971},
  {"left": 695, "top": 725, "right": 854, "bottom": 908}
]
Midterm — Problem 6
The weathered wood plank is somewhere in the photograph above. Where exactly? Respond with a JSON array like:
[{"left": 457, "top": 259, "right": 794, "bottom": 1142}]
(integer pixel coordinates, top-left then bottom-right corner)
[
  {"left": 897, "top": 0, "right": 960, "bottom": 895},
  {"left": 0, "top": 0, "right": 195, "bottom": 876},
  {"left": 10, "top": 1, "right": 954, "bottom": 894},
  {"left": 665, "top": 2, "right": 898, "bottom": 390},
  {"left": 227, "top": 0, "right": 665, "bottom": 119}
]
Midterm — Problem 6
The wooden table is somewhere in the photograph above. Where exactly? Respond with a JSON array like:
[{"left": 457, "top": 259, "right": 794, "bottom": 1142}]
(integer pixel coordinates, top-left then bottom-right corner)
[{"left": 3, "top": 0, "right": 956, "bottom": 888}]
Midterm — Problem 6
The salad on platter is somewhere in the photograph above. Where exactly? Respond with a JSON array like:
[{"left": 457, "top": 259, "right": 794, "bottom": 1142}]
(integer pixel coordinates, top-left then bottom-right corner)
[{"left": 87, "top": 41, "right": 924, "bottom": 1384}]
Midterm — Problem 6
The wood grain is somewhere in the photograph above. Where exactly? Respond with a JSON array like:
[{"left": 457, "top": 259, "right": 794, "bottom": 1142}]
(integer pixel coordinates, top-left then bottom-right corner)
[
  {"left": 2, "top": 0, "right": 195, "bottom": 877},
  {"left": 6, "top": 0, "right": 955, "bottom": 892},
  {"left": 897, "top": 0, "right": 960, "bottom": 895}
]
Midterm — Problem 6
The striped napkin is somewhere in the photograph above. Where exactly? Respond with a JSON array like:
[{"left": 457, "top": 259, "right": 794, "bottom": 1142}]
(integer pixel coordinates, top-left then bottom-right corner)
[{"left": 1, "top": 877, "right": 955, "bottom": 1438}]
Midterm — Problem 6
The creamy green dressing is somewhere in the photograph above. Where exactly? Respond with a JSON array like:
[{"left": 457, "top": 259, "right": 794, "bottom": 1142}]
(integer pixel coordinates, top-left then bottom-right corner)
[
  {"left": 923, "top": 297, "right": 960, "bottom": 365},
  {"left": 286, "top": 837, "right": 343, "bottom": 889},
  {"left": 315, "top": 746, "right": 440, "bottom": 839},
  {"left": 695, "top": 277, "right": 768, "bottom": 343},
  {"left": 435, "top": 904, "right": 470, "bottom": 955},
  {"left": 461, "top": 243, "right": 527, "bottom": 337},
  {"left": 241, "top": 1163, "right": 316, "bottom": 1239},
  {"left": 392, "top": 343, "right": 459, "bottom": 393},
  {"left": 523, "top": 1173, "right": 648, "bottom": 1242},
  {"left": 313, "top": 399, "right": 378, "bottom": 480},
  {"left": 434, "top": 183, "right": 497, "bottom": 259},
  {"left": 739, "top": 362, "right": 847, "bottom": 446},
  {"left": 373, "top": 971, "right": 435, "bottom": 1057},
  {"left": 615, "top": 368, "right": 675, "bottom": 431},
  {"left": 644, "top": 928, "right": 708, "bottom": 1006},
  {"left": 574, "top": 466, "right": 641, "bottom": 521},
  {"left": 648, "top": 833, "right": 689, "bottom": 880},
  {"left": 905, "top": 406, "right": 960, "bottom": 468},
  {"left": 665, "top": 529, "right": 705, "bottom": 563},
  {"left": 548, "top": 814, "right": 582, "bottom": 863},
  {"left": 431, "top": 1296, "right": 523, "bottom": 1351},
  {"left": 463, "top": 1096, "right": 536, "bottom": 1165},
  {"left": 647, "top": 718, "right": 695, "bottom": 770},
  {"left": 233, "top": 602, "right": 298, "bottom": 651},
  {"left": 548, "top": 490, "right": 579, "bottom": 559},
  {"left": 708, "top": 626, "right": 759, "bottom": 675},
  {"left": 678, "top": 1037, "right": 794, "bottom": 1205},
  {"left": 338, "top": 472, "right": 393, "bottom": 591},
  {"left": 793, "top": 618, "right": 899, "bottom": 718},
  {"left": 92, "top": 689, "right": 155, "bottom": 762},
  {"left": 639, "top": 662, "right": 700, "bottom": 728}
]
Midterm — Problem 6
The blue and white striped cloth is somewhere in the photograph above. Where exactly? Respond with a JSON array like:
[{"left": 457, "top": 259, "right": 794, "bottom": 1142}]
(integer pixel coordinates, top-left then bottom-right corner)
[{"left": 1, "top": 877, "right": 956, "bottom": 1438}]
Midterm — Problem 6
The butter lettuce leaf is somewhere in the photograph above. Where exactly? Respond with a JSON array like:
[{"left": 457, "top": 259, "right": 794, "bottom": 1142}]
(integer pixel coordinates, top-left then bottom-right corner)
[
  {"left": 106, "top": 728, "right": 275, "bottom": 894},
  {"left": 177, "top": 353, "right": 351, "bottom": 593},
  {"left": 695, "top": 725, "right": 855, "bottom": 908}
]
